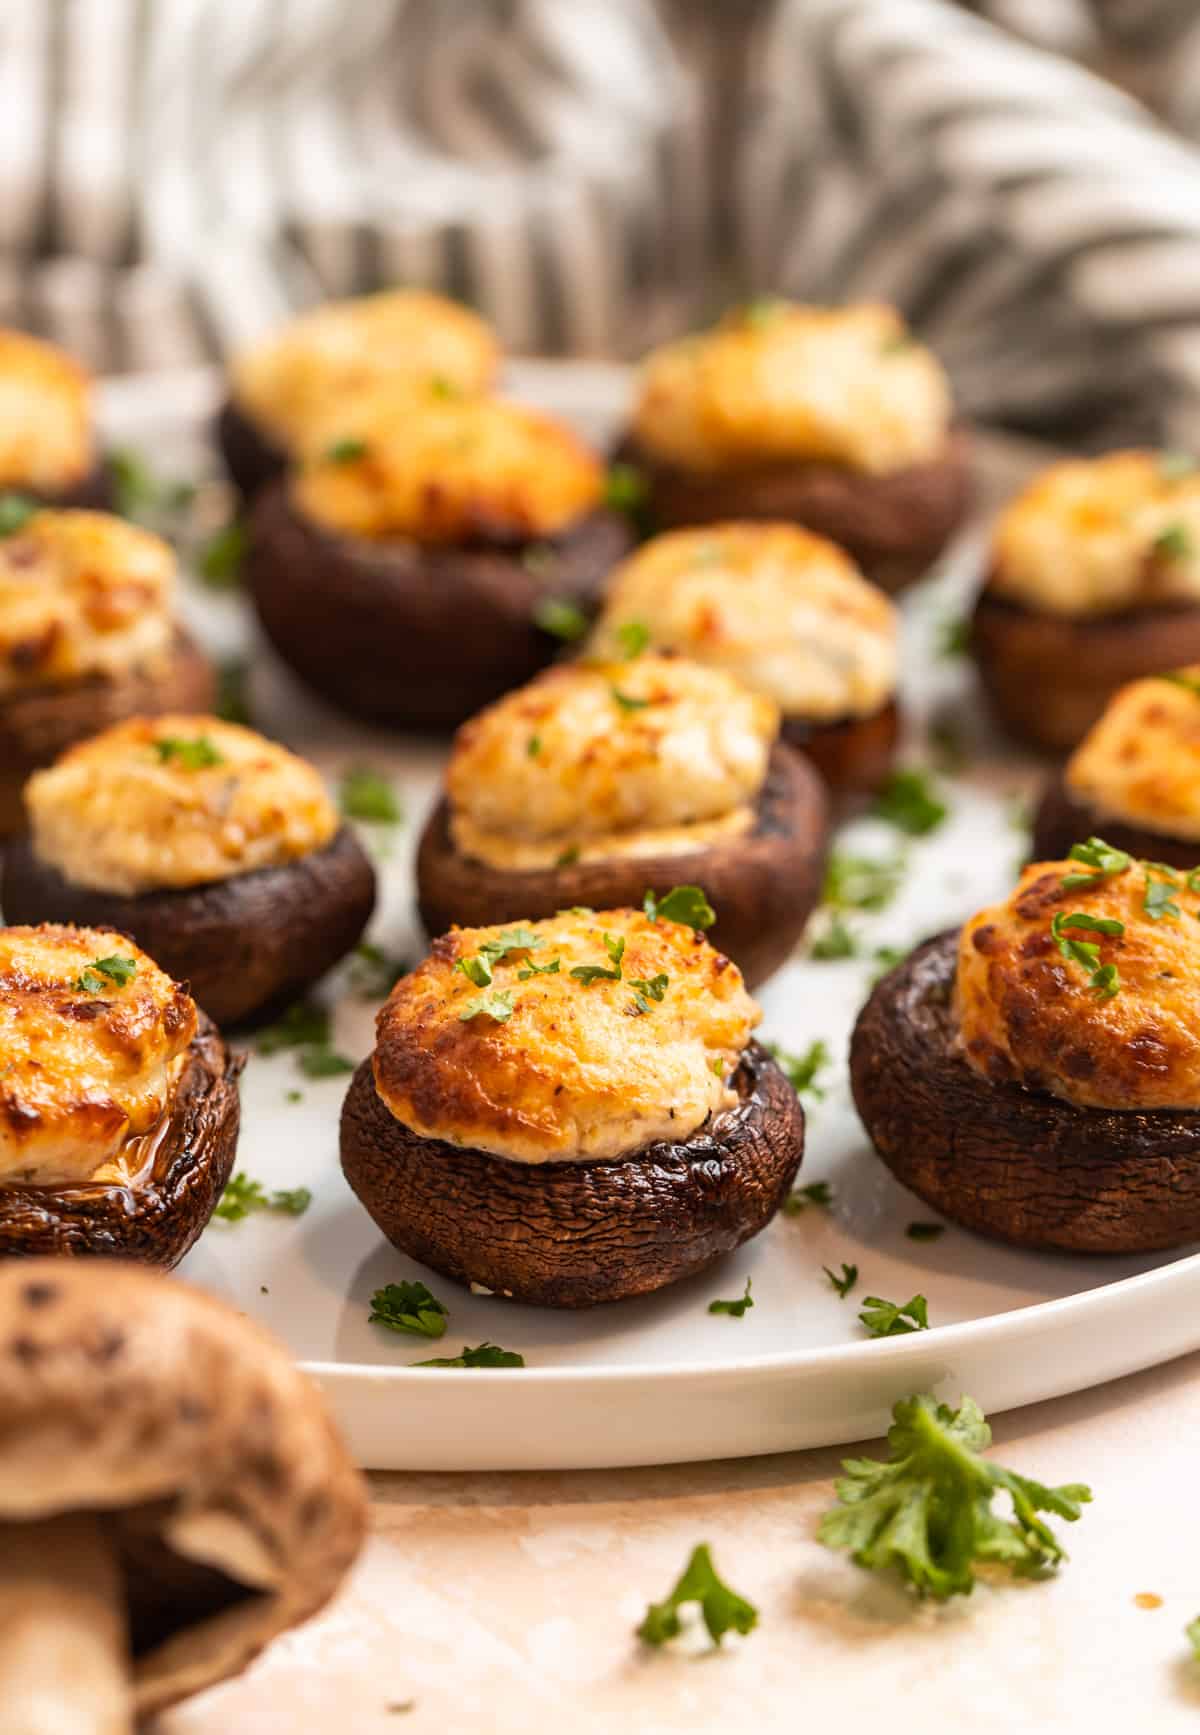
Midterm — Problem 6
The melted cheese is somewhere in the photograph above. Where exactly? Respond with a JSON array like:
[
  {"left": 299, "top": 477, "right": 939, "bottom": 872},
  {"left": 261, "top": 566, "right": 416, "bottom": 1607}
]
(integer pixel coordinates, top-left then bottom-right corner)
[
  {"left": 373, "top": 907, "right": 760, "bottom": 1163},
  {"left": 26, "top": 715, "right": 340, "bottom": 896},
  {"left": 230, "top": 289, "right": 499, "bottom": 446},
  {"left": 0, "top": 924, "right": 196, "bottom": 1188},
  {"left": 632, "top": 301, "right": 952, "bottom": 476},
  {"left": 990, "top": 450, "right": 1200, "bottom": 616},
  {"left": 956, "top": 859, "right": 1200, "bottom": 1111},
  {"left": 0, "top": 510, "right": 175, "bottom": 697},
  {"left": 291, "top": 390, "right": 603, "bottom": 544},
  {"left": 446, "top": 656, "right": 777, "bottom": 870},
  {"left": 0, "top": 330, "right": 93, "bottom": 492},
  {"left": 589, "top": 524, "right": 897, "bottom": 721},
  {"left": 1067, "top": 671, "right": 1200, "bottom": 842}
]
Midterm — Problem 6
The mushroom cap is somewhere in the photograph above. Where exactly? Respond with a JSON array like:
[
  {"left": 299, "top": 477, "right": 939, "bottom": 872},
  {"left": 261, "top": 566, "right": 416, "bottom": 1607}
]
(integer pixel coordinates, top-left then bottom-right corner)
[{"left": 0, "top": 1259, "right": 368, "bottom": 1718}]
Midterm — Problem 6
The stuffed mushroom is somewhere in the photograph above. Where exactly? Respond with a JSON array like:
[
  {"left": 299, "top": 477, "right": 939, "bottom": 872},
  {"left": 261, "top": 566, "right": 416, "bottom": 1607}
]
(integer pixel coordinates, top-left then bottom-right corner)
[
  {"left": 217, "top": 287, "right": 500, "bottom": 498},
  {"left": 0, "top": 922, "right": 240, "bottom": 1264},
  {"left": 587, "top": 522, "right": 900, "bottom": 804},
  {"left": 416, "top": 652, "right": 827, "bottom": 986},
  {"left": 2, "top": 715, "right": 376, "bottom": 1026},
  {"left": 970, "top": 450, "right": 1200, "bottom": 752},
  {"left": 245, "top": 385, "right": 634, "bottom": 730},
  {"left": 620, "top": 300, "right": 969, "bottom": 591},
  {"left": 851, "top": 850, "right": 1200, "bottom": 1252},
  {"left": 0, "top": 509, "right": 215, "bottom": 836},
  {"left": 340, "top": 905, "right": 805, "bottom": 1307},
  {"left": 0, "top": 328, "right": 111, "bottom": 509},
  {"left": 1032, "top": 667, "right": 1200, "bottom": 868}
]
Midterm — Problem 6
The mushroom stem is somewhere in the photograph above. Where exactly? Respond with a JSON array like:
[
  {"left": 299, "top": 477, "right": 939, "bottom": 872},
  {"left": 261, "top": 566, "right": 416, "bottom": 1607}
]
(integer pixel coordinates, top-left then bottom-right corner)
[{"left": 0, "top": 1513, "right": 131, "bottom": 1735}]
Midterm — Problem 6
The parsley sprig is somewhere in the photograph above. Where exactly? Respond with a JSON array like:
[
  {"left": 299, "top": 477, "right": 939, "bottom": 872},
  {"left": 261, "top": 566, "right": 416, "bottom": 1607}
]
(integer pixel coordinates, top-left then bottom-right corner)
[
  {"left": 369, "top": 1281, "right": 448, "bottom": 1340},
  {"left": 214, "top": 1173, "right": 312, "bottom": 1223},
  {"left": 637, "top": 1544, "right": 758, "bottom": 1648},
  {"left": 1050, "top": 910, "right": 1123, "bottom": 1000},
  {"left": 782, "top": 1179, "right": 833, "bottom": 1217},
  {"left": 256, "top": 1000, "right": 354, "bottom": 1076},
  {"left": 824, "top": 1263, "right": 858, "bottom": 1300},
  {"left": 858, "top": 1293, "right": 929, "bottom": 1337},
  {"left": 643, "top": 886, "right": 715, "bottom": 931},
  {"left": 570, "top": 932, "right": 626, "bottom": 986},
  {"left": 872, "top": 769, "right": 947, "bottom": 837},
  {"left": 415, "top": 1342, "right": 524, "bottom": 1369},
  {"left": 456, "top": 927, "right": 541, "bottom": 988},
  {"left": 1060, "top": 836, "right": 1131, "bottom": 891},
  {"left": 152, "top": 734, "right": 224, "bottom": 769},
  {"left": 76, "top": 955, "right": 137, "bottom": 994},
  {"left": 767, "top": 1039, "right": 829, "bottom": 1100},
  {"left": 1143, "top": 866, "right": 1181, "bottom": 921},
  {"left": 616, "top": 619, "right": 650, "bottom": 658},
  {"left": 0, "top": 493, "right": 39, "bottom": 537},
  {"left": 708, "top": 1279, "right": 753, "bottom": 1319},
  {"left": 339, "top": 766, "right": 402, "bottom": 825},
  {"left": 459, "top": 990, "right": 515, "bottom": 1024},
  {"left": 533, "top": 596, "right": 589, "bottom": 642},
  {"left": 819, "top": 1393, "right": 1092, "bottom": 1598},
  {"left": 628, "top": 972, "right": 669, "bottom": 1015}
]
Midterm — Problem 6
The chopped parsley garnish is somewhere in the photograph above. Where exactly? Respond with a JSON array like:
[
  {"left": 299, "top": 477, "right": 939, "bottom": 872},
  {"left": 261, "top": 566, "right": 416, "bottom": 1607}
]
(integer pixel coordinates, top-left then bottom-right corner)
[
  {"left": 936, "top": 616, "right": 969, "bottom": 661},
  {"left": 1155, "top": 522, "right": 1194, "bottom": 561},
  {"left": 526, "top": 733, "right": 542, "bottom": 758},
  {"left": 570, "top": 932, "right": 626, "bottom": 986},
  {"left": 637, "top": 1544, "right": 758, "bottom": 1648},
  {"left": 870, "top": 945, "right": 906, "bottom": 983},
  {"left": 429, "top": 373, "right": 460, "bottom": 399},
  {"left": 532, "top": 595, "right": 589, "bottom": 641},
  {"left": 555, "top": 845, "right": 581, "bottom": 867},
  {"left": 824, "top": 1262, "right": 858, "bottom": 1299},
  {"left": 517, "top": 957, "right": 561, "bottom": 980},
  {"left": 823, "top": 851, "right": 905, "bottom": 913},
  {"left": 782, "top": 1179, "right": 833, "bottom": 1217},
  {"left": 214, "top": 1173, "right": 312, "bottom": 1222},
  {"left": 858, "top": 1293, "right": 929, "bottom": 1337},
  {"left": 196, "top": 520, "right": 246, "bottom": 589},
  {"left": 1051, "top": 910, "right": 1124, "bottom": 999},
  {"left": 742, "top": 296, "right": 786, "bottom": 330},
  {"left": 257, "top": 1000, "right": 331, "bottom": 1054},
  {"left": 76, "top": 954, "right": 137, "bottom": 994},
  {"left": 456, "top": 926, "right": 541, "bottom": 987},
  {"left": 110, "top": 447, "right": 195, "bottom": 520},
  {"left": 0, "top": 493, "right": 39, "bottom": 537},
  {"left": 324, "top": 436, "right": 367, "bottom": 464},
  {"left": 872, "top": 769, "right": 947, "bottom": 837},
  {"left": 819, "top": 1393, "right": 1091, "bottom": 1598},
  {"left": 339, "top": 766, "right": 402, "bottom": 825},
  {"left": 643, "top": 885, "right": 715, "bottom": 931},
  {"left": 766, "top": 1039, "right": 829, "bottom": 1100},
  {"left": 458, "top": 989, "right": 515, "bottom": 1024},
  {"left": 708, "top": 1278, "right": 753, "bottom": 1318},
  {"left": 1061, "top": 836, "right": 1132, "bottom": 891},
  {"left": 611, "top": 685, "right": 649, "bottom": 713},
  {"left": 616, "top": 619, "right": 651, "bottom": 658},
  {"left": 349, "top": 941, "right": 409, "bottom": 999},
  {"left": 629, "top": 973, "right": 669, "bottom": 1014},
  {"left": 215, "top": 657, "right": 251, "bottom": 724},
  {"left": 810, "top": 914, "right": 858, "bottom": 960},
  {"left": 1161, "top": 450, "right": 1197, "bottom": 481},
  {"left": 414, "top": 1342, "right": 524, "bottom": 1368},
  {"left": 906, "top": 1222, "right": 946, "bottom": 1242},
  {"left": 297, "top": 1046, "right": 355, "bottom": 1078},
  {"left": 1161, "top": 669, "right": 1200, "bottom": 697},
  {"left": 369, "top": 1281, "right": 449, "bottom": 1340},
  {"left": 285, "top": 1088, "right": 303, "bottom": 1103},
  {"left": 1144, "top": 869, "right": 1181, "bottom": 921},
  {"left": 604, "top": 462, "right": 650, "bottom": 517},
  {"left": 152, "top": 734, "right": 224, "bottom": 769}
]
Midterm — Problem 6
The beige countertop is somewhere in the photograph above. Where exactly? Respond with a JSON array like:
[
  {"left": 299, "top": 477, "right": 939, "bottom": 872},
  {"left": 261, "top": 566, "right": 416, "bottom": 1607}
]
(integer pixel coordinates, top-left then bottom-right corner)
[{"left": 164, "top": 1349, "right": 1200, "bottom": 1734}]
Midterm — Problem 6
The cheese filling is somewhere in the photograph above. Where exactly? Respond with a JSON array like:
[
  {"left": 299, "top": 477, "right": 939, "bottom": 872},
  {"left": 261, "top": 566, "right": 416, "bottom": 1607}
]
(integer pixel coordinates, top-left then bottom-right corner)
[
  {"left": 0, "top": 924, "right": 197, "bottom": 1189},
  {"left": 373, "top": 907, "right": 761, "bottom": 1163},
  {"left": 1066, "top": 671, "right": 1200, "bottom": 842},
  {"left": 0, "top": 511, "right": 175, "bottom": 698},
  {"left": 26, "top": 715, "right": 340, "bottom": 896},
  {"left": 230, "top": 289, "right": 499, "bottom": 447},
  {"left": 632, "top": 301, "right": 953, "bottom": 477},
  {"left": 956, "top": 859, "right": 1200, "bottom": 1112},
  {"left": 990, "top": 450, "right": 1200, "bottom": 617},
  {"left": 0, "top": 329, "right": 94, "bottom": 492},
  {"left": 445, "top": 656, "right": 778, "bottom": 871},
  {"left": 588, "top": 524, "right": 897, "bottom": 721}
]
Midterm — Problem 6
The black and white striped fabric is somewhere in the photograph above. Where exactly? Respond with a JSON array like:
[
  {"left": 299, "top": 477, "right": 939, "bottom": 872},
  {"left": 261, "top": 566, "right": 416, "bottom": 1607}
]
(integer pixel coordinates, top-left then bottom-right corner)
[{"left": 3, "top": 0, "right": 1200, "bottom": 446}]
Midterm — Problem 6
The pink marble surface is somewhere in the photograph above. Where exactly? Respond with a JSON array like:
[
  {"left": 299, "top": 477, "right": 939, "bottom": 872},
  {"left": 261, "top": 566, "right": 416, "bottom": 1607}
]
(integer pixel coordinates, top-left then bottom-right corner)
[{"left": 162, "top": 1351, "right": 1200, "bottom": 1734}]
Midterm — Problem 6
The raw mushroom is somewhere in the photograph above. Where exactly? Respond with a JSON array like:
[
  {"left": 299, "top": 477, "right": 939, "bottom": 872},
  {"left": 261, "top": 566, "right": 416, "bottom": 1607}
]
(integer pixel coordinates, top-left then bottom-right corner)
[{"left": 0, "top": 1260, "right": 368, "bottom": 1733}]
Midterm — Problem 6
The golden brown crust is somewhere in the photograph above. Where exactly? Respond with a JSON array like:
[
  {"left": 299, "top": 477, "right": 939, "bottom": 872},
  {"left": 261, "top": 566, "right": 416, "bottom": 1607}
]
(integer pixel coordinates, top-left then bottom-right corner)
[
  {"left": 0, "top": 330, "right": 94, "bottom": 492},
  {"left": 1063, "top": 670, "right": 1200, "bottom": 841},
  {"left": 1032, "top": 771, "right": 1200, "bottom": 873}
]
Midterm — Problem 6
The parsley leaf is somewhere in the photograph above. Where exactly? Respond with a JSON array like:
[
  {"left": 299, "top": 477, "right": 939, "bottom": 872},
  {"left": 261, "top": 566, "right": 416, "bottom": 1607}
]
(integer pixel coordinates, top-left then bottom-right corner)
[
  {"left": 629, "top": 972, "right": 669, "bottom": 1014},
  {"left": 819, "top": 1393, "right": 1092, "bottom": 1598},
  {"left": 1155, "top": 522, "right": 1194, "bottom": 561},
  {"left": 872, "top": 769, "right": 948, "bottom": 837},
  {"left": 369, "top": 1281, "right": 449, "bottom": 1340},
  {"left": 604, "top": 462, "right": 649, "bottom": 517},
  {"left": 459, "top": 989, "right": 515, "bottom": 1023},
  {"left": 526, "top": 733, "right": 542, "bottom": 758},
  {"left": 708, "top": 1279, "right": 753, "bottom": 1318},
  {"left": 110, "top": 447, "right": 195, "bottom": 520},
  {"left": 742, "top": 296, "right": 786, "bottom": 330},
  {"left": 76, "top": 954, "right": 137, "bottom": 993},
  {"left": 215, "top": 657, "right": 252, "bottom": 724},
  {"left": 824, "top": 1262, "right": 858, "bottom": 1299},
  {"left": 196, "top": 520, "right": 246, "bottom": 589},
  {"left": 214, "top": 1173, "right": 312, "bottom": 1223},
  {"left": 810, "top": 914, "right": 859, "bottom": 960},
  {"left": 0, "top": 493, "right": 39, "bottom": 537},
  {"left": 823, "top": 851, "right": 905, "bottom": 913},
  {"left": 533, "top": 596, "right": 589, "bottom": 641},
  {"left": 570, "top": 933, "right": 625, "bottom": 986},
  {"left": 257, "top": 1001, "right": 331, "bottom": 1054},
  {"left": 637, "top": 1544, "right": 758, "bottom": 1648},
  {"left": 153, "top": 734, "right": 224, "bottom": 769},
  {"left": 782, "top": 1179, "right": 833, "bottom": 1216},
  {"left": 906, "top": 1222, "right": 946, "bottom": 1242},
  {"left": 1061, "top": 837, "right": 1131, "bottom": 890},
  {"left": 298, "top": 1047, "right": 355, "bottom": 1078},
  {"left": 325, "top": 436, "right": 367, "bottom": 463},
  {"left": 1161, "top": 669, "right": 1200, "bottom": 698},
  {"left": 611, "top": 685, "right": 649, "bottom": 714},
  {"left": 339, "top": 767, "right": 402, "bottom": 825},
  {"left": 936, "top": 613, "right": 969, "bottom": 658},
  {"left": 858, "top": 1293, "right": 929, "bottom": 1337},
  {"left": 415, "top": 1342, "right": 524, "bottom": 1368},
  {"left": 517, "top": 957, "right": 561, "bottom": 980},
  {"left": 457, "top": 927, "right": 542, "bottom": 988},
  {"left": 1051, "top": 910, "right": 1123, "bottom": 998},
  {"left": 1144, "top": 871, "right": 1181, "bottom": 922},
  {"left": 1187, "top": 1615, "right": 1200, "bottom": 1660},
  {"left": 643, "top": 885, "right": 716, "bottom": 931},
  {"left": 349, "top": 941, "right": 409, "bottom": 999},
  {"left": 767, "top": 1038, "right": 829, "bottom": 1100},
  {"left": 616, "top": 619, "right": 651, "bottom": 658}
]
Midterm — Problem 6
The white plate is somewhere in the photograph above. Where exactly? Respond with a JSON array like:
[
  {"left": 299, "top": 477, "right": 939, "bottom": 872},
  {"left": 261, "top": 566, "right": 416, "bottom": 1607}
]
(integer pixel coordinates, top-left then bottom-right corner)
[{"left": 89, "top": 363, "right": 1200, "bottom": 1471}]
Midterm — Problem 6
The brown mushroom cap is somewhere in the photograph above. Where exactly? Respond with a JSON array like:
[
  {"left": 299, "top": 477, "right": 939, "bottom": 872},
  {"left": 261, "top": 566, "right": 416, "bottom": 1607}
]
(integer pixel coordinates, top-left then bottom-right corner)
[
  {"left": 3, "top": 824, "right": 377, "bottom": 1028},
  {"left": 781, "top": 697, "right": 900, "bottom": 806},
  {"left": 0, "top": 629, "right": 215, "bottom": 838},
  {"left": 1031, "top": 771, "right": 1200, "bottom": 873},
  {"left": 245, "top": 481, "right": 635, "bottom": 731},
  {"left": 340, "top": 1038, "right": 804, "bottom": 1307},
  {"left": 415, "top": 742, "right": 828, "bottom": 989},
  {"left": 619, "top": 428, "right": 971, "bottom": 595},
  {"left": 851, "top": 929, "right": 1200, "bottom": 1253},
  {"left": 215, "top": 397, "right": 287, "bottom": 499},
  {"left": 0, "top": 1258, "right": 367, "bottom": 1723},
  {"left": 969, "top": 588, "right": 1200, "bottom": 753},
  {"left": 0, "top": 1011, "right": 241, "bottom": 1266}
]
